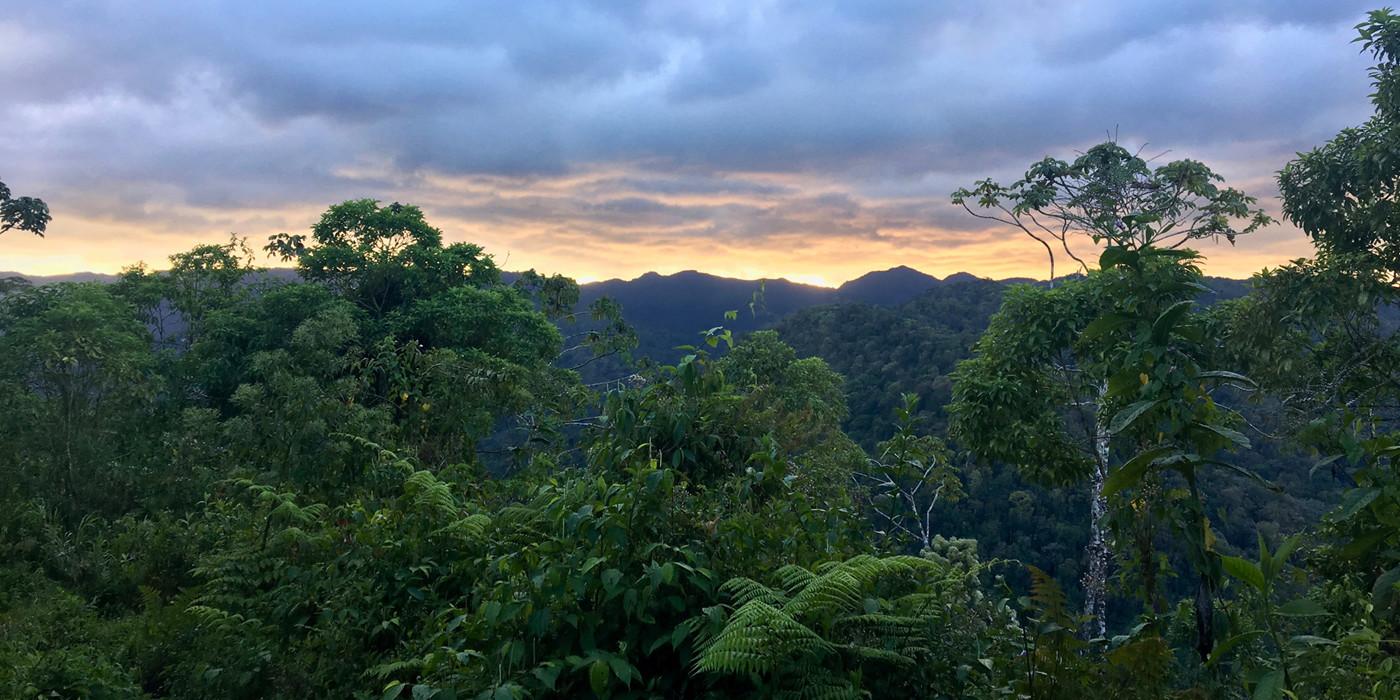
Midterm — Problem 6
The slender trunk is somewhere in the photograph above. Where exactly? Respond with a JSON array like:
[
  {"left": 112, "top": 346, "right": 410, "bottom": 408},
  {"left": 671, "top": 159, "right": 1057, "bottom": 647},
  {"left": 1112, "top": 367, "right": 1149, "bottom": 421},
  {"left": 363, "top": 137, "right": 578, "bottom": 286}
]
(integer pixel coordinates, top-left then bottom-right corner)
[{"left": 1082, "top": 386, "right": 1111, "bottom": 638}]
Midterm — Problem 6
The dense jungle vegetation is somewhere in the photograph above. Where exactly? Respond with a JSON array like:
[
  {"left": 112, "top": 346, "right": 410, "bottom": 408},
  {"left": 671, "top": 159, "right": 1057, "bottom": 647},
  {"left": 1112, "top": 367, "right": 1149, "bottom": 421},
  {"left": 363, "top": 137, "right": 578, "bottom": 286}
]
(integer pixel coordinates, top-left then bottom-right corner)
[{"left": 13, "top": 11, "right": 1400, "bottom": 699}]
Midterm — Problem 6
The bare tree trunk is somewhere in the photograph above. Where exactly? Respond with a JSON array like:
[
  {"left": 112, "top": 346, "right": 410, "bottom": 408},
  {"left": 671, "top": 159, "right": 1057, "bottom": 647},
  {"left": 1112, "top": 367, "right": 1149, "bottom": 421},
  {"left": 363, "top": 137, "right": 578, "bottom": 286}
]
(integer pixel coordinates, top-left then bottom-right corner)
[{"left": 1082, "top": 387, "right": 1111, "bottom": 638}]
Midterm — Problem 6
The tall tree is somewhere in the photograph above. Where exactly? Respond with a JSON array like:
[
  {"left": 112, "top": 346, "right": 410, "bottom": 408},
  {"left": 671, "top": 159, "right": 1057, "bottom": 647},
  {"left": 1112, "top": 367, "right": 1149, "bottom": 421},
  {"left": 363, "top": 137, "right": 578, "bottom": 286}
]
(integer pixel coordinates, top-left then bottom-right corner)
[
  {"left": 265, "top": 199, "right": 499, "bottom": 321},
  {"left": 1278, "top": 8, "right": 1400, "bottom": 278},
  {"left": 951, "top": 144, "right": 1269, "bottom": 636},
  {"left": 0, "top": 177, "right": 51, "bottom": 237},
  {"left": 1259, "top": 8, "right": 1400, "bottom": 636},
  {"left": 952, "top": 141, "right": 1270, "bottom": 283}
]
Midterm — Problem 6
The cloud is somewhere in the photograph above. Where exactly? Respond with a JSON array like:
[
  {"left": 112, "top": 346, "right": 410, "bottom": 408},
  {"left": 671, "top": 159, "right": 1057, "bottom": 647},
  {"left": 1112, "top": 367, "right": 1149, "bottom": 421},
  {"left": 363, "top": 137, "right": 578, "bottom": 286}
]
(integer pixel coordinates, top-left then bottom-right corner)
[{"left": 0, "top": 0, "right": 1383, "bottom": 282}]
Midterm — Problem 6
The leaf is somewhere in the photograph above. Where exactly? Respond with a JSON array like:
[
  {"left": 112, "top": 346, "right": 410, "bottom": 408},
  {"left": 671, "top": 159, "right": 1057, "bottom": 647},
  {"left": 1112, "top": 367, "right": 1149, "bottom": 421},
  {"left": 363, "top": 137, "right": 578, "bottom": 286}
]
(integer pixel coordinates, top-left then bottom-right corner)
[
  {"left": 1208, "top": 459, "right": 1282, "bottom": 493},
  {"left": 1198, "top": 370, "right": 1257, "bottom": 387},
  {"left": 606, "top": 657, "right": 635, "bottom": 686},
  {"left": 1103, "top": 447, "right": 1174, "bottom": 497},
  {"left": 1222, "top": 555, "right": 1265, "bottom": 593},
  {"left": 1108, "top": 399, "right": 1160, "bottom": 435},
  {"left": 1335, "top": 488, "right": 1381, "bottom": 523},
  {"left": 1310, "top": 454, "right": 1344, "bottom": 479},
  {"left": 1151, "top": 300, "right": 1194, "bottom": 344},
  {"left": 1268, "top": 533, "right": 1303, "bottom": 581},
  {"left": 1252, "top": 666, "right": 1285, "bottom": 700},
  {"left": 1207, "top": 630, "right": 1265, "bottom": 666},
  {"left": 589, "top": 659, "right": 609, "bottom": 696},
  {"left": 1371, "top": 563, "right": 1400, "bottom": 614},
  {"left": 532, "top": 664, "right": 562, "bottom": 691},
  {"left": 1340, "top": 527, "right": 1391, "bottom": 560},
  {"left": 1099, "top": 246, "right": 1139, "bottom": 269},
  {"left": 382, "top": 683, "right": 407, "bottom": 700},
  {"left": 1276, "top": 599, "right": 1328, "bottom": 617},
  {"left": 1083, "top": 312, "right": 1133, "bottom": 341},
  {"left": 1198, "top": 422, "right": 1250, "bottom": 449}
]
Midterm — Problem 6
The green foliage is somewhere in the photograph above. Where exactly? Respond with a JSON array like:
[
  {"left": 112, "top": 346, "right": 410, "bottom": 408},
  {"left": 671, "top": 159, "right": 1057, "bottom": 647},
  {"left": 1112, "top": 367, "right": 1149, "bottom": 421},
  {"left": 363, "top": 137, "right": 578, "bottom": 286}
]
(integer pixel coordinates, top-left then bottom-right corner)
[
  {"left": 0, "top": 282, "right": 157, "bottom": 522},
  {"left": 0, "top": 176, "right": 51, "bottom": 237},
  {"left": 776, "top": 278, "right": 1008, "bottom": 449},
  {"left": 15, "top": 20, "right": 1400, "bottom": 691},
  {"left": 953, "top": 141, "right": 1270, "bottom": 280},
  {"left": 266, "top": 199, "right": 500, "bottom": 321},
  {"left": 948, "top": 278, "right": 1100, "bottom": 487},
  {"left": 857, "top": 394, "right": 964, "bottom": 551},
  {"left": 694, "top": 552, "right": 1016, "bottom": 698},
  {"left": 1279, "top": 9, "right": 1400, "bottom": 274}
]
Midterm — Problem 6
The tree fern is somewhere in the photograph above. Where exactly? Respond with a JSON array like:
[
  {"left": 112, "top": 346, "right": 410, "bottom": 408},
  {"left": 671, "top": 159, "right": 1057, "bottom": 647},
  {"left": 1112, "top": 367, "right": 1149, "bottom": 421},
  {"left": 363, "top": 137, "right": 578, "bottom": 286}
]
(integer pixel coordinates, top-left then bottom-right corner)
[
  {"left": 694, "top": 599, "right": 834, "bottom": 676},
  {"left": 694, "top": 552, "right": 1009, "bottom": 697}
]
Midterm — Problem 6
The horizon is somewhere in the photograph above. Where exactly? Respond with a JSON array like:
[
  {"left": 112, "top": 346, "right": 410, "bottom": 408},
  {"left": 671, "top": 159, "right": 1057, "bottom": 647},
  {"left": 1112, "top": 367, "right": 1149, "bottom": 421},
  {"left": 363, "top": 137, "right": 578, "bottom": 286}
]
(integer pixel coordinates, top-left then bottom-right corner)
[
  {"left": 0, "top": 2, "right": 1369, "bottom": 283},
  {"left": 1, "top": 261, "right": 1262, "bottom": 291}
]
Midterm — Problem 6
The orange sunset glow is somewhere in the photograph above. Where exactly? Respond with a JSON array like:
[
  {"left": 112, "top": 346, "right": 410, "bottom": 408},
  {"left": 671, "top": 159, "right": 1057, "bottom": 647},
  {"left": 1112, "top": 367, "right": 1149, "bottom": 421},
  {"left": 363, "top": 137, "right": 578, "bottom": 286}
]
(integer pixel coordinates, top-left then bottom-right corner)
[{"left": 0, "top": 3, "right": 1378, "bottom": 284}]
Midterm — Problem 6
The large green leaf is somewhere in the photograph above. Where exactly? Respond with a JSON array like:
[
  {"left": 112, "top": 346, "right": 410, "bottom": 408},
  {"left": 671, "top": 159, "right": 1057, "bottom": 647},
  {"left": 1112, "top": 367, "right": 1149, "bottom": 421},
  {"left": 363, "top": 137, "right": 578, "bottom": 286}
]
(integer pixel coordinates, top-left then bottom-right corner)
[
  {"left": 1221, "top": 555, "right": 1265, "bottom": 593},
  {"left": 590, "top": 659, "right": 609, "bottom": 696},
  {"left": 1207, "top": 459, "right": 1282, "bottom": 493},
  {"left": 1197, "top": 370, "right": 1257, "bottom": 388},
  {"left": 1108, "top": 399, "right": 1160, "bottom": 435},
  {"left": 1207, "top": 630, "right": 1266, "bottom": 666},
  {"left": 1083, "top": 312, "right": 1133, "bottom": 341},
  {"left": 1197, "top": 422, "right": 1250, "bottom": 449},
  {"left": 1334, "top": 487, "right": 1381, "bottom": 523},
  {"left": 1371, "top": 563, "right": 1400, "bottom": 615},
  {"left": 1276, "top": 599, "right": 1327, "bottom": 617},
  {"left": 1252, "top": 666, "right": 1285, "bottom": 700},
  {"left": 1103, "top": 446, "right": 1174, "bottom": 497},
  {"left": 1150, "top": 300, "right": 1194, "bottom": 345},
  {"left": 1099, "top": 246, "right": 1139, "bottom": 269}
]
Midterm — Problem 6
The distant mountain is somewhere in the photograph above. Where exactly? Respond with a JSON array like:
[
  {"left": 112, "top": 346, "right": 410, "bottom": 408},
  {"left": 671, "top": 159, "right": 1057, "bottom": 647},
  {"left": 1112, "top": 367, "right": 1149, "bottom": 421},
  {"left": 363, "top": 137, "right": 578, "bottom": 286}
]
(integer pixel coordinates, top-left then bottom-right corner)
[
  {"left": 2, "top": 265, "right": 1258, "bottom": 369},
  {"left": 0, "top": 271, "right": 120, "bottom": 284},
  {"left": 834, "top": 265, "right": 941, "bottom": 306},
  {"left": 579, "top": 270, "right": 832, "bottom": 334}
]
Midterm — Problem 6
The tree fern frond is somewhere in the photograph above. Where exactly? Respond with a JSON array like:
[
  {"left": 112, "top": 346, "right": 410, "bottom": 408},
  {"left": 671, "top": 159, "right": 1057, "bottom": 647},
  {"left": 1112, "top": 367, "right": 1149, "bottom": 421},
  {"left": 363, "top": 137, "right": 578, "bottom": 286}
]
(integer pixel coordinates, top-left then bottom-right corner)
[
  {"left": 1028, "top": 565, "right": 1076, "bottom": 629},
  {"left": 721, "top": 577, "right": 786, "bottom": 607},
  {"left": 366, "top": 655, "right": 428, "bottom": 680},
  {"left": 434, "top": 513, "right": 490, "bottom": 540},
  {"left": 777, "top": 676, "right": 863, "bottom": 700},
  {"left": 837, "top": 645, "right": 915, "bottom": 668},
  {"left": 774, "top": 564, "right": 818, "bottom": 595},
  {"left": 694, "top": 600, "right": 832, "bottom": 676},
  {"left": 786, "top": 568, "right": 864, "bottom": 618},
  {"left": 404, "top": 469, "right": 457, "bottom": 517},
  {"left": 834, "top": 613, "right": 924, "bottom": 640}
]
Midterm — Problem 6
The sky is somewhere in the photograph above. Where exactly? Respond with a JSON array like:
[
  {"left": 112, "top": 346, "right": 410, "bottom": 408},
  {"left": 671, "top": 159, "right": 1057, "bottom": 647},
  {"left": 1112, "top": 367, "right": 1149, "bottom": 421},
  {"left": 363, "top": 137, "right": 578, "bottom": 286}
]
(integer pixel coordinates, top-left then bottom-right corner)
[{"left": 0, "top": 1, "right": 1384, "bottom": 286}]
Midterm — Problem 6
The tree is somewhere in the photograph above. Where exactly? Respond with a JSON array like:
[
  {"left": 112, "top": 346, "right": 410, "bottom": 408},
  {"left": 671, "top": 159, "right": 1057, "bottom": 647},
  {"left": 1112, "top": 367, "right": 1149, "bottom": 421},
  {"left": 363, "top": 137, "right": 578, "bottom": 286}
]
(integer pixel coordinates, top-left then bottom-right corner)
[
  {"left": 1261, "top": 8, "right": 1400, "bottom": 641},
  {"left": 0, "top": 178, "right": 51, "bottom": 237},
  {"left": 948, "top": 274, "right": 1114, "bottom": 634},
  {"left": 1278, "top": 9, "right": 1400, "bottom": 277},
  {"left": 0, "top": 283, "right": 154, "bottom": 520},
  {"left": 856, "top": 394, "right": 964, "bottom": 552},
  {"left": 952, "top": 142, "right": 1270, "bottom": 283},
  {"left": 266, "top": 199, "right": 499, "bottom": 321},
  {"left": 951, "top": 143, "right": 1269, "bottom": 638}
]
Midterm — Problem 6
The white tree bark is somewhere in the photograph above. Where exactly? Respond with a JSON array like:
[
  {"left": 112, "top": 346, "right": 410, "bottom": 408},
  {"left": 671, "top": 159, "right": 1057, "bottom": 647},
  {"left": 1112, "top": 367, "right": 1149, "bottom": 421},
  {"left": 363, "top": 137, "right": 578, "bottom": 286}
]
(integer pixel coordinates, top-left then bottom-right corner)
[{"left": 1082, "top": 387, "right": 1111, "bottom": 638}]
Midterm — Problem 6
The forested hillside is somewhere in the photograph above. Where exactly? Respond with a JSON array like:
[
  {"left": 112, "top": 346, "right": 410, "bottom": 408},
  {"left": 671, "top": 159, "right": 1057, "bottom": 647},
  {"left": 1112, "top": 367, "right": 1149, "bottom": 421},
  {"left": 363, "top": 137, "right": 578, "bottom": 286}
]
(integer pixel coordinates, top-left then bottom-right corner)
[
  {"left": 9, "top": 12, "right": 1400, "bottom": 700},
  {"left": 776, "top": 277, "right": 1336, "bottom": 617}
]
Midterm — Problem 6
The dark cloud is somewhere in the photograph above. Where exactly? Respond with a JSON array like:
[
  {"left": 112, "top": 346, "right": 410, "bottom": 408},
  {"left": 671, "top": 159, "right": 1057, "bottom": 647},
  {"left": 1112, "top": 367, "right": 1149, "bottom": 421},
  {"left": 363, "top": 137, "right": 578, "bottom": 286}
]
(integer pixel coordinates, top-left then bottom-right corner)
[{"left": 0, "top": 0, "right": 1384, "bottom": 279}]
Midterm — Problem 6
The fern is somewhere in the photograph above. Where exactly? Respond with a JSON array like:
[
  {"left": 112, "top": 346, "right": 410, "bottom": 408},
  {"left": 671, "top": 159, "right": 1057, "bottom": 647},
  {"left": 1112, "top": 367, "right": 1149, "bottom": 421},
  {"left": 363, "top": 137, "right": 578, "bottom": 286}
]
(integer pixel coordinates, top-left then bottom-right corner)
[
  {"left": 1028, "top": 565, "right": 1078, "bottom": 631},
  {"left": 694, "top": 553, "right": 988, "bottom": 697},
  {"left": 404, "top": 469, "right": 457, "bottom": 518},
  {"left": 695, "top": 600, "right": 834, "bottom": 676},
  {"left": 433, "top": 513, "right": 490, "bottom": 541},
  {"left": 366, "top": 655, "right": 428, "bottom": 680},
  {"left": 720, "top": 577, "right": 786, "bottom": 607}
]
